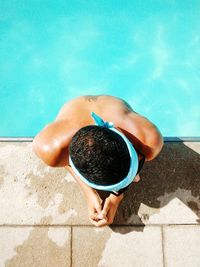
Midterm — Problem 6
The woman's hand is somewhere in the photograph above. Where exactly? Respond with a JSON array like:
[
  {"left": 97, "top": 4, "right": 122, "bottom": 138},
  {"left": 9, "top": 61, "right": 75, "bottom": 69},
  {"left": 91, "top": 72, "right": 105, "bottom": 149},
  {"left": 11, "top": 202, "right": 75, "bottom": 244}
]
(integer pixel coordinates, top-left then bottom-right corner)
[
  {"left": 66, "top": 166, "right": 108, "bottom": 226},
  {"left": 85, "top": 190, "right": 108, "bottom": 226},
  {"left": 66, "top": 165, "right": 123, "bottom": 227},
  {"left": 91, "top": 193, "right": 124, "bottom": 227}
]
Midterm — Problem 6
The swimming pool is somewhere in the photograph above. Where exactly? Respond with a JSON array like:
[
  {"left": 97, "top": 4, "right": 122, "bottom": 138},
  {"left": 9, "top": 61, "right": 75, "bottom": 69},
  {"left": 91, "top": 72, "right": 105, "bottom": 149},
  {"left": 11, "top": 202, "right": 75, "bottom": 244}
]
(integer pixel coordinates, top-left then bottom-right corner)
[{"left": 0, "top": 1, "right": 199, "bottom": 137}]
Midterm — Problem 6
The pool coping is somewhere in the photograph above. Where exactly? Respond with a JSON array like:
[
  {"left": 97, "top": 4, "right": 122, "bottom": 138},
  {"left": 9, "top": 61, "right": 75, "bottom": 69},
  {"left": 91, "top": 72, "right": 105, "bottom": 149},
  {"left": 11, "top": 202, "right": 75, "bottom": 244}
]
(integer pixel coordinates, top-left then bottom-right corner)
[{"left": 0, "top": 137, "right": 200, "bottom": 142}]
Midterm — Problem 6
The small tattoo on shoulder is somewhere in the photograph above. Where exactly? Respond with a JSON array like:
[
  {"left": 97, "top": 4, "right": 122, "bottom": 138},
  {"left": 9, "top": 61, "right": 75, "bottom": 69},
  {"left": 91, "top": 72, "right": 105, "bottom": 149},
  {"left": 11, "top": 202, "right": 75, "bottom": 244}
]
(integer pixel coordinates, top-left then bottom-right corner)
[{"left": 85, "top": 95, "right": 99, "bottom": 102}]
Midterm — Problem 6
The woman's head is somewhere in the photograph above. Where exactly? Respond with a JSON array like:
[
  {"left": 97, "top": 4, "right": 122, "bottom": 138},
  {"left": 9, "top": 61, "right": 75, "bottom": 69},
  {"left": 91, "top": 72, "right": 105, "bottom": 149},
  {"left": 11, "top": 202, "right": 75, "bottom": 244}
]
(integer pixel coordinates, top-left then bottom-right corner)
[{"left": 69, "top": 125, "right": 131, "bottom": 186}]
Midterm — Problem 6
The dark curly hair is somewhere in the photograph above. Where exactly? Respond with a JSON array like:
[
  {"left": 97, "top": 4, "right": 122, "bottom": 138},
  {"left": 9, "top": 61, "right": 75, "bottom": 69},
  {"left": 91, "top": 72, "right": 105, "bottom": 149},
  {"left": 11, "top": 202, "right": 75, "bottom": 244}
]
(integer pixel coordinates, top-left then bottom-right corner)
[{"left": 69, "top": 125, "right": 131, "bottom": 186}]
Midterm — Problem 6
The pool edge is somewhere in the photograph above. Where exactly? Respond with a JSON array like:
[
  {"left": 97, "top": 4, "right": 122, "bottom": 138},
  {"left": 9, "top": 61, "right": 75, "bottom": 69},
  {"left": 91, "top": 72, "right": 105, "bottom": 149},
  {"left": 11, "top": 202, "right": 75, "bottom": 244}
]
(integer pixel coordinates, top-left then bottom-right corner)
[{"left": 0, "top": 137, "right": 200, "bottom": 142}]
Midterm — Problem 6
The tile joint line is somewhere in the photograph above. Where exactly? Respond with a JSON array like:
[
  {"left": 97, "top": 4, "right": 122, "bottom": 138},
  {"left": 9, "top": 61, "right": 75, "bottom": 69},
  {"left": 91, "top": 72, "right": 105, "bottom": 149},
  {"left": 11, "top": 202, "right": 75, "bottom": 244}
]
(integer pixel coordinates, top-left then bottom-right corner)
[
  {"left": 70, "top": 226, "right": 73, "bottom": 267},
  {"left": 161, "top": 226, "right": 166, "bottom": 267},
  {"left": 0, "top": 224, "right": 200, "bottom": 227}
]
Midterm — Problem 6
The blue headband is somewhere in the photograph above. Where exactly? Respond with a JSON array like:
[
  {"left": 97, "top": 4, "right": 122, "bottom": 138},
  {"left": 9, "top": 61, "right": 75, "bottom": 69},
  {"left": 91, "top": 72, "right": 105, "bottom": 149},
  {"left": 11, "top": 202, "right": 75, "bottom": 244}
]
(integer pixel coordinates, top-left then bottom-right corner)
[{"left": 69, "top": 112, "right": 138, "bottom": 192}]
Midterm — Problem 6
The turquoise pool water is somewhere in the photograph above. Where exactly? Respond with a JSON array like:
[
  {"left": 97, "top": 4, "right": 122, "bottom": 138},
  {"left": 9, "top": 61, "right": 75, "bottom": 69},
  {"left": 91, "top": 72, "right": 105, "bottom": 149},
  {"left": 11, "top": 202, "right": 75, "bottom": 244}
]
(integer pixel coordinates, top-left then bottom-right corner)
[{"left": 0, "top": 1, "right": 200, "bottom": 137}]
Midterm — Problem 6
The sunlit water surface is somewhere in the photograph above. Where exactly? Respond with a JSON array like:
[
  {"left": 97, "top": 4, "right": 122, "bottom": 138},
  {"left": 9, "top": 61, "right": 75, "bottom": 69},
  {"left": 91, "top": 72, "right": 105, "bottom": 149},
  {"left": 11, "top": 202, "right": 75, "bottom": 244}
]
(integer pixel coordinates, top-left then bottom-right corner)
[{"left": 0, "top": 1, "right": 199, "bottom": 137}]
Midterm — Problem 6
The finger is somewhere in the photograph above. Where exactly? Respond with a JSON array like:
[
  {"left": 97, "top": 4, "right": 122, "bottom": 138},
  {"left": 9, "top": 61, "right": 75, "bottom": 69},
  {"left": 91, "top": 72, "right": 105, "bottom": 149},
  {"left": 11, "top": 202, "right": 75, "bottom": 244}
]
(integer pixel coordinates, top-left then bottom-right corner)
[
  {"left": 89, "top": 218, "right": 108, "bottom": 227},
  {"left": 101, "top": 199, "right": 110, "bottom": 216},
  {"left": 89, "top": 218, "right": 99, "bottom": 226},
  {"left": 95, "top": 202, "right": 108, "bottom": 220},
  {"left": 98, "top": 218, "right": 110, "bottom": 227},
  {"left": 95, "top": 218, "right": 108, "bottom": 227},
  {"left": 96, "top": 213, "right": 107, "bottom": 220},
  {"left": 95, "top": 204, "right": 102, "bottom": 215},
  {"left": 89, "top": 212, "right": 99, "bottom": 222},
  {"left": 90, "top": 210, "right": 107, "bottom": 221}
]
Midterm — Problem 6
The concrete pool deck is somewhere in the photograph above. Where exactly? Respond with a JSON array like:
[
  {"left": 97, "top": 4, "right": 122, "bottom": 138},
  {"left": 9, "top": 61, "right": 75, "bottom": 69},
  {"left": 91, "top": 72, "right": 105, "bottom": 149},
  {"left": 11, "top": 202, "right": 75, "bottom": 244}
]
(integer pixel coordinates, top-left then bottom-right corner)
[{"left": 0, "top": 140, "right": 200, "bottom": 267}]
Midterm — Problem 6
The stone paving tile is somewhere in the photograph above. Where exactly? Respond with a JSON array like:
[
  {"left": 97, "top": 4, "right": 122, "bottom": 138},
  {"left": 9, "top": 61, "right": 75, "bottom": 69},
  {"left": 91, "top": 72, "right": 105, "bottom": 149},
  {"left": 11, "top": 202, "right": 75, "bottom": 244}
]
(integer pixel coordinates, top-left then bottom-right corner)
[
  {"left": 113, "top": 141, "right": 200, "bottom": 225},
  {"left": 163, "top": 225, "right": 200, "bottom": 267},
  {"left": 0, "top": 142, "right": 89, "bottom": 225},
  {"left": 0, "top": 226, "right": 71, "bottom": 267},
  {"left": 0, "top": 142, "right": 200, "bottom": 226},
  {"left": 72, "top": 226, "right": 163, "bottom": 267}
]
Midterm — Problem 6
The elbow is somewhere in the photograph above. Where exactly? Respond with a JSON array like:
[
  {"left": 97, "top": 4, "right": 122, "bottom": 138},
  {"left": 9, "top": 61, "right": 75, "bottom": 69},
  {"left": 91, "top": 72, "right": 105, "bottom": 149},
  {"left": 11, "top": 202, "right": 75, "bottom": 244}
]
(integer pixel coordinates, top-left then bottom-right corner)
[
  {"left": 32, "top": 138, "right": 58, "bottom": 167},
  {"left": 157, "top": 134, "right": 164, "bottom": 155},
  {"left": 145, "top": 135, "right": 164, "bottom": 161}
]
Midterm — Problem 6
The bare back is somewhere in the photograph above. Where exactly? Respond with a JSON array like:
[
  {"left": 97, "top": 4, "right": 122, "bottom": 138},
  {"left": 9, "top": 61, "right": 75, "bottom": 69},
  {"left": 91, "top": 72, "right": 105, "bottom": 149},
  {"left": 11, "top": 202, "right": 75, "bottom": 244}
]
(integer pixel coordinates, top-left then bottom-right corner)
[
  {"left": 55, "top": 95, "right": 136, "bottom": 127},
  {"left": 33, "top": 95, "right": 163, "bottom": 167}
]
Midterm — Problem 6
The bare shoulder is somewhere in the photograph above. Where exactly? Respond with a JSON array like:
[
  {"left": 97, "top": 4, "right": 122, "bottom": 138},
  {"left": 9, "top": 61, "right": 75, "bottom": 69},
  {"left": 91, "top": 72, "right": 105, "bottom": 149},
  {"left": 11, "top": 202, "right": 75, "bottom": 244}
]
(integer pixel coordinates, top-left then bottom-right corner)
[
  {"left": 119, "top": 112, "right": 164, "bottom": 161},
  {"left": 33, "top": 120, "right": 73, "bottom": 146},
  {"left": 56, "top": 95, "right": 134, "bottom": 120},
  {"left": 113, "top": 97, "right": 138, "bottom": 114},
  {"left": 57, "top": 95, "right": 135, "bottom": 113},
  {"left": 33, "top": 120, "right": 79, "bottom": 167},
  {"left": 79, "top": 95, "right": 134, "bottom": 108}
]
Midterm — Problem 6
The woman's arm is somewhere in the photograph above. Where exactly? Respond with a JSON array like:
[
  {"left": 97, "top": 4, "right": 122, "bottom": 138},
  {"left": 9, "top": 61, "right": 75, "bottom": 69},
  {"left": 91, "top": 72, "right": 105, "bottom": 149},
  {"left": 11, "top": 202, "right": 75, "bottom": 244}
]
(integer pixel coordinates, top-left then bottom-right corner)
[
  {"left": 118, "top": 112, "right": 164, "bottom": 161},
  {"left": 33, "top": 120, "right": 74, "bottom": 167},
  {"left": 66, "top": 166, "right": 109, "bottom": 225}
]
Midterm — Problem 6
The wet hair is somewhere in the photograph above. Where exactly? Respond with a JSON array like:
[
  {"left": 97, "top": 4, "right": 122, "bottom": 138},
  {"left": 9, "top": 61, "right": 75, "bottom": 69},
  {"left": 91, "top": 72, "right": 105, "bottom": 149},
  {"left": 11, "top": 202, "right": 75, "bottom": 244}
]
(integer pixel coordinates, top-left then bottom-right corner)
[{"left": 69, "top": 125, "right": 130, "bottom": 186}]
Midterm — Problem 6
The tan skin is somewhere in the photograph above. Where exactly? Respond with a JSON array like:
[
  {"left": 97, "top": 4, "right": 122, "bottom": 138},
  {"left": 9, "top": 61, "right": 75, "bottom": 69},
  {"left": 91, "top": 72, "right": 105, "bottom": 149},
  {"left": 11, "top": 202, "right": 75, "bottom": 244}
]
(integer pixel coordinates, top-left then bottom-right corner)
[{"left": 33, "top": 95, "right": 164, "bottom": 227}]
